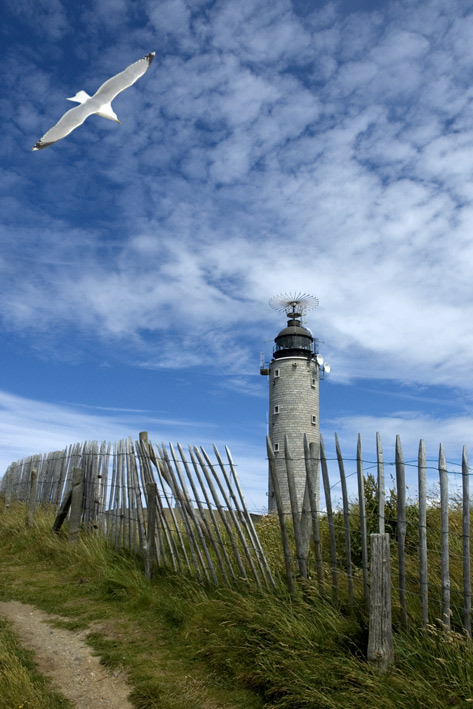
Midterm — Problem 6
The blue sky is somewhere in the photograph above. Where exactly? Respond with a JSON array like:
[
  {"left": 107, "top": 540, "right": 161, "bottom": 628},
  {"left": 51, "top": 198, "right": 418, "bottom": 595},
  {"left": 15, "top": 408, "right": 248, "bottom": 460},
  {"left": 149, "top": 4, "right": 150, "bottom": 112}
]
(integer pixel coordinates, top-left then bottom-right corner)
[{"left": 2, "top": 0, "right": 473, "bottom": 511}]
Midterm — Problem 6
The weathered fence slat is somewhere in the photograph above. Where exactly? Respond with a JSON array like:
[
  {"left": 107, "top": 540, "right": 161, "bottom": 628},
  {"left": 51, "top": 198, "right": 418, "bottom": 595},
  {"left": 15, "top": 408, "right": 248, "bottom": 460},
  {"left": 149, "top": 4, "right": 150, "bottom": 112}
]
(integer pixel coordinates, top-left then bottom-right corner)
[
  {"left": 4, "top": 467, "right": 13, "bottom": 509},
  {"left": 145, "top": 482, "right": 158, "bottom": 580},
  {"left": 418, "top": 439, "right": 428, "bottom": 628},
  {"left": 69, "top": 467, "right": 85, "bottom": 543},
  {"left": 335, "top": 433, "right": 354, "bottom": 607},
  {"left": 462, "top": 446, "right": 471, "bottom": 636},
  {"left": 266, "top": 436, "right": 294, "bottom": 592},
  {"left": 26, "top": 469, "right": 38, "bottom": 528},
  {"left": 376, "top": 433, "right": 385, "bottom": 534},
  {"left": 439, "top": 444, "right": 450, "bottom": 630},
  {"left": 395, "top": 435, "right": 408, "bottom": 630},
  {"left": 357, "top": 434, "right": 369, "bottom": 612},
  {"left": 303, "top": 436, "right": 324, "bottom": 591},
  {"left": 320, "top": 434, "right": 338, "bottom": 603},
  {"left": 284, "top": 436, "right": 307, "bottom": 579},
  {"left": 368, "top": 533, "right": 394, "bottom": 672}
]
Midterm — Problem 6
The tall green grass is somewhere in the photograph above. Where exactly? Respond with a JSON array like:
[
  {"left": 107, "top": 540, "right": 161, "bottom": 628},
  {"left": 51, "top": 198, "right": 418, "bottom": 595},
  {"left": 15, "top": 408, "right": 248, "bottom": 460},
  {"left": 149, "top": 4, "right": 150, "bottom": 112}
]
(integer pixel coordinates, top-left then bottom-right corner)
[
  {"left": 0, "top": 500, "right": 473, "bottom": 708},
  {"left": 0, "top": 616, "right": 72, "bottom": 708}
]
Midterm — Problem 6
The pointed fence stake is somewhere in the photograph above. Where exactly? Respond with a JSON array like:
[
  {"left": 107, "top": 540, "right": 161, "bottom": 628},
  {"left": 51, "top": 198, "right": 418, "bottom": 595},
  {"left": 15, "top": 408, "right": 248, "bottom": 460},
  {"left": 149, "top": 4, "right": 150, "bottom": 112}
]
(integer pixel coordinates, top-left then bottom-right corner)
[
  {"left": 26, "top": 469, "right": 38, "bottom": 528},
  {"left": 439, "top": 444, "right": 450, "bottom": 630},
  {"left": 335, "top": 434, "right": 354, "bottom": 608},
  {"left": 462, "top": 446, "right": 471, "bottom": 636},
  {"left": 320, "top": 434, "right": 338, "bottom": 603},
  {"left": 357, "top": 434, "right": 369, "bottom": 612},
  {"left": 376, "top": 433, "right": 385, "bottom": 534},
  {"left": 304, "top": 436, "right": 324, "bottom": 591},
  {"left": 267, "top": 436, "right": 294, "bottom": 593},
  {"left": 69, "top": 467, "right": 85, "bottom": 543},
  {"left": 395, "top": 435, "right": 408, "bottom": 630},
  {"left": 284, "top": 435, "right": 307, "bottom": 579},
  {"left": 418, "top": 439, "right": 428, "bottom": 628}
]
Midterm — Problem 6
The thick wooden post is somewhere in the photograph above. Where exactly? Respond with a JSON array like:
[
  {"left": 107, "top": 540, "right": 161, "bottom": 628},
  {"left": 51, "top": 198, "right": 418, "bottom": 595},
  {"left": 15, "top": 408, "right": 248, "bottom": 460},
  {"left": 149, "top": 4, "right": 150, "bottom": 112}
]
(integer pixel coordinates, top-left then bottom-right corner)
[
  {"left": 145, "top": 482, "right": 158, "bottom": 580},
  {"left": 368, "top": 533, "right": 394, "bottom": 672},
  {"left": 69, "top": 468, "right": 84, "bottom": 543},
  {"left": 26, "top": 470, "right": 38, "bottom": 528}
]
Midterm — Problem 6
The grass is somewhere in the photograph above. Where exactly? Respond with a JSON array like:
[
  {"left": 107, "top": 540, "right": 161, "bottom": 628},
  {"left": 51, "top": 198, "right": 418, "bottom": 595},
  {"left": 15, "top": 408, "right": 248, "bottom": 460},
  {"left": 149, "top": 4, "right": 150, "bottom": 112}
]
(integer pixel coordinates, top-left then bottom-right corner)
[
  {"left": 0, "top": 500, "right": 473, "bottom": 707},
  {"left": 0, "top": 615, "right": 73, "bottom": 708}
]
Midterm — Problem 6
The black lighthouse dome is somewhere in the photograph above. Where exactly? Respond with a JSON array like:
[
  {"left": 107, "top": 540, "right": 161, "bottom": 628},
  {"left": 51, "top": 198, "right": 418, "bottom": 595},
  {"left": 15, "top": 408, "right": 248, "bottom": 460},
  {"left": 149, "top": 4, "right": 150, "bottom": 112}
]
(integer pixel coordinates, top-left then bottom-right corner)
[{"left": 273, "top": 311, "right": 314, "bottom": 359}]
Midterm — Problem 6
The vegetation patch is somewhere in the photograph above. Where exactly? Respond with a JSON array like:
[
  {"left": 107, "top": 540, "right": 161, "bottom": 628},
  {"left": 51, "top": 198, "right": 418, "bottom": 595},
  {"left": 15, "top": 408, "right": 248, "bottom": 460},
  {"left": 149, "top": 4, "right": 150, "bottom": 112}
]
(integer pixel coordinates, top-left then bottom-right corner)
[{"left": 0, "top": 500, "right": 473, "bottom": 708}]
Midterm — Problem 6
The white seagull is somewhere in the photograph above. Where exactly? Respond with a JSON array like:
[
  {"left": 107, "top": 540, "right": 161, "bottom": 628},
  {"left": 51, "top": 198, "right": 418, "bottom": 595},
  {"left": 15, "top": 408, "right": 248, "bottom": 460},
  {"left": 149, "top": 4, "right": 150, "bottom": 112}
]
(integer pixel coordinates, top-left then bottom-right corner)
[{"left": 32, "top": 52, "right": 155, "bottom": 151}]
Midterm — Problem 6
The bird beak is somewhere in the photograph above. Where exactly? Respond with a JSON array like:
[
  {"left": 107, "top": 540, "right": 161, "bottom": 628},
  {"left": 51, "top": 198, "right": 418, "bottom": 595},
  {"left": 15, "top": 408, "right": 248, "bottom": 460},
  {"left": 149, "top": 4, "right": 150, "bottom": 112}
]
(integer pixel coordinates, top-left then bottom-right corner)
[{"left": 116, "top": 119, "right": 121, "bottom": 124}]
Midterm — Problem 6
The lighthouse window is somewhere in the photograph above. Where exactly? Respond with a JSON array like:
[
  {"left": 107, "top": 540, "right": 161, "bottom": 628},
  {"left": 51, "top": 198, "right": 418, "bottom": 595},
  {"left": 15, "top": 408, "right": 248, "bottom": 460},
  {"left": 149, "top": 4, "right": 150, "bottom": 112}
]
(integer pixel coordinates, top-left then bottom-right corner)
[
  {"left": 311, "top": 415, "right": 317, "bottom": 425},
  {"left": 274, "top": 369, "right": 280, "bottom": 378},
  {"left": 274, "top": 405, "right": 280, "bottom": 414},
  {"left": 311, "top": 378, "right": 316, "bottom": 388},
  {"left": 274, "top": 442, "right": 280, "bottom": 452}
]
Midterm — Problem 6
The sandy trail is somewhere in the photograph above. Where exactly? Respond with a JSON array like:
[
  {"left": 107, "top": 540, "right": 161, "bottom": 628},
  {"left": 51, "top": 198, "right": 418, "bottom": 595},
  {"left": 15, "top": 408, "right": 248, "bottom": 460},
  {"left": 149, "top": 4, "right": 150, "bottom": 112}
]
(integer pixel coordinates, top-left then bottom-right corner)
[{"left": 0, "top": 600, "right": 134, "bottom": 708}]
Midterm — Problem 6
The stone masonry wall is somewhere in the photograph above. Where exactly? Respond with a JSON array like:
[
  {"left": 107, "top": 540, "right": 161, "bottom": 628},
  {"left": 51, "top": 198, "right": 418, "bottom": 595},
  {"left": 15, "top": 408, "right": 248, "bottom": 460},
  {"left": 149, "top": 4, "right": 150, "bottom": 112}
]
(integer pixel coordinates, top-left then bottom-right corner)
[{"left": 268, "top": 355, "right": 319, "bottom": 513}]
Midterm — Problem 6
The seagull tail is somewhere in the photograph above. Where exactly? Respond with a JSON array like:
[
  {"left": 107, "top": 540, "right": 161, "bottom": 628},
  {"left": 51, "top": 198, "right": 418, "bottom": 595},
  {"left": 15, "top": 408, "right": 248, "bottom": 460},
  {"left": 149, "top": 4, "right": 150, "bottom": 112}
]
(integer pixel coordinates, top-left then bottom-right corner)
[{"left": 66, "top": 90, "right": 91, "bottom": 104}]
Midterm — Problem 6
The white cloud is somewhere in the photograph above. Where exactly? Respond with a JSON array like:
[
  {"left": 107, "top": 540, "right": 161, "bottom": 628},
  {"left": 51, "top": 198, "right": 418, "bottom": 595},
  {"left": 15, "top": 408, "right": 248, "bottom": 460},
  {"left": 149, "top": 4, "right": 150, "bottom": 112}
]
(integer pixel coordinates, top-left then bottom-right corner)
[{"left": 2, "top": 2, "right": 473, "bottom": 401}]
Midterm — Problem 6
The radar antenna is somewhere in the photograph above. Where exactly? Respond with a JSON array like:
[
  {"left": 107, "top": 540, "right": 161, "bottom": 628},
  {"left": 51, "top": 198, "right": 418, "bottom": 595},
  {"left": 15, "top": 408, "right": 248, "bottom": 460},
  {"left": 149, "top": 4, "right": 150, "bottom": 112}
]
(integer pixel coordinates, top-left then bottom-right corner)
[{"left": 269, "top": 292, "right": 319, "bottom": 318}]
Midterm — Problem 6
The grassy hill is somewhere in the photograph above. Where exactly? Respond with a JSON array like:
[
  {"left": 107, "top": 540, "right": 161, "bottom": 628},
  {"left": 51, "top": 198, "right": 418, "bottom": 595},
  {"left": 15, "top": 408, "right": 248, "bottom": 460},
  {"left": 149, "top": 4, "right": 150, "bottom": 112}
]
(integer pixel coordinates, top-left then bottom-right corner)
[{"left": 0, "top": 501, "right": 473, "bottom": 708}]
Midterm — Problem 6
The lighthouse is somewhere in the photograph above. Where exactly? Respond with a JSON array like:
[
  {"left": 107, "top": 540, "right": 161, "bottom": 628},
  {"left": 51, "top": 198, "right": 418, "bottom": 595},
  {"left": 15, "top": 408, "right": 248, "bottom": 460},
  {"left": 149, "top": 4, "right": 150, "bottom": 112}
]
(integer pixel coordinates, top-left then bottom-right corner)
[{"left": 260, "top": 294, "right": 329, "bottom": 513}]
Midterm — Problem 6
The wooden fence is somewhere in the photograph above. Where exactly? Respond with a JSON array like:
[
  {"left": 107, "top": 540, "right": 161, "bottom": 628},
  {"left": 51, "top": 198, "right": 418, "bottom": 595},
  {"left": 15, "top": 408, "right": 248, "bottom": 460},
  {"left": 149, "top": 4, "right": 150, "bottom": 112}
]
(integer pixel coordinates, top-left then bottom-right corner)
[
  {"left": 2, "top": 433, "right": 275, "bottom": 591},
  {"left": 267, "top": 432, "right": 473, "bottom": 670},
  {"left": 3, "top": 429, "right": 472, "bottom": 670}
]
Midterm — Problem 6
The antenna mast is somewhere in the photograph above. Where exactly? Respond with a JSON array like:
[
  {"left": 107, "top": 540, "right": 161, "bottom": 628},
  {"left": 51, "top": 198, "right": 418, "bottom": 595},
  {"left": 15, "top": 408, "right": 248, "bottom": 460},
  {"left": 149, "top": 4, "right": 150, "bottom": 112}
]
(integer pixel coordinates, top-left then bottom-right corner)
[{"left": 269, "top": 292, "right": 319, "bottom": 321}]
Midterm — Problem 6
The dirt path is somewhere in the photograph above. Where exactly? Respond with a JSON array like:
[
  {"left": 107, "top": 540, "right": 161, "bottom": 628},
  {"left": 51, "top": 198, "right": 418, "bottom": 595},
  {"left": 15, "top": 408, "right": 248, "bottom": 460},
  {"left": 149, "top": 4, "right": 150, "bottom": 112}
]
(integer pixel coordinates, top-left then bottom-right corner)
[{"left": 0, "top": 601, "right": 134, "bottom": 708}]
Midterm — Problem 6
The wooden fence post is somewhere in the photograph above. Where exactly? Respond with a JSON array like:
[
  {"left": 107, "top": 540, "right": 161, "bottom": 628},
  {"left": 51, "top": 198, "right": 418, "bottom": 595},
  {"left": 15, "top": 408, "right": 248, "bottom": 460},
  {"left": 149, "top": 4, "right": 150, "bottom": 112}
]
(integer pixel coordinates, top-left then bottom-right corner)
[
  {"left": 418, "top": 439, "right": 428, "bottom": 628},
  {"left": 395, "top": 435, "right": 408, "bottom": 630},
  {"left": 26, "top": 469, "right": 38, "bottom": 528},
  {"left": 267, "top": 436, "right": 294, "bottom": 593},
  {"left": 357, "top": 434, "right": 369, "bottom": 612},
  {"left": 335, "top": 433, "right": 354, "bottom": 608},
  {"left": 4, "top": 469, "right": 13, "bottom": 510},
  {"left": 69, "top": 468, "right": 84, "bottom": 543},
  {"left": 368, "top": 533, "right": 394, "bottom": 672},
  {"left": 376, "top": 433, "right": 385, "bottom": 534},
  {"left": 145, "top": 482, "right": 158, "bottom": 580},
  {"left": 284, "top": 436, "right": 307, "bottom": 579},
  {"left": 462, "top": 446, "right": 471, "bottom": 636},
  {"left": 439, "top": 444, "right": 450, "bottom": 630},
  {"left": 320, "top": 434, "right": 338, "bottom": 603},
  {"left": 304, "top": 437, "right": 324, "bottom": 592}
]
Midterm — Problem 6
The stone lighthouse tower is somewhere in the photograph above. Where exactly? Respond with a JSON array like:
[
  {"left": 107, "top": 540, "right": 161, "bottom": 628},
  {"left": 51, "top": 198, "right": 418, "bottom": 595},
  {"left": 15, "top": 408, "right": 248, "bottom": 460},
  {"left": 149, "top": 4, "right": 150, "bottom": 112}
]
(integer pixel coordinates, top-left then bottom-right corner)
[{"left": 260, "top": 293, "right": 329, "bottom": 513}]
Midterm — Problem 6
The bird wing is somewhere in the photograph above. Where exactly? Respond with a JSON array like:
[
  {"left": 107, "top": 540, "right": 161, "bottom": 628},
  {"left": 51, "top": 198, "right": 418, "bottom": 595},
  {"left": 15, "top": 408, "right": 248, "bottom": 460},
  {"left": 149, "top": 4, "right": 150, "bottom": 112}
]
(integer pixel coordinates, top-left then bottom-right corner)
[
  {"left": 92, "top": 52, "right": 155, "bottom": 103},
  {"left": 32, "top": 102, "right": 96, "bottom": 150}
]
